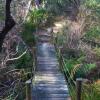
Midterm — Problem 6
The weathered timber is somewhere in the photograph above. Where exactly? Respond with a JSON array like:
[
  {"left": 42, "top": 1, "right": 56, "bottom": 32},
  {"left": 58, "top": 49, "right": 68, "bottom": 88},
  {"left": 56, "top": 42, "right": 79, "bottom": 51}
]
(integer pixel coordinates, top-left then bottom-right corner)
[{"left": 32, "top": 30, "right": 70, "bottom": 100}]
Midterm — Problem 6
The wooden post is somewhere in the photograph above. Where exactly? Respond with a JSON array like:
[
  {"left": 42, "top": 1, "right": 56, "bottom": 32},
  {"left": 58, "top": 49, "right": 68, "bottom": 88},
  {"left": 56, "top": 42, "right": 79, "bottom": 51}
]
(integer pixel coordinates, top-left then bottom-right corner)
[
  {"left": 32, "top": 47, "right": 37, "bottom": 78},
  {"left": 26, "top": 80, "right": 32, "bottom": 100},
  {"left": 76, "top": 78, "right": 83, "bottom": 100}
]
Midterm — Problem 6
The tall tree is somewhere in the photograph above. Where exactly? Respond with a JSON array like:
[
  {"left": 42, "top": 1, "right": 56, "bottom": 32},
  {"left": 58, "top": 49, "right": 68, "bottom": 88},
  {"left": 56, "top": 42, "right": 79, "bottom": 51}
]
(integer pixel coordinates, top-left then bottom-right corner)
[{"left": 0, "top": 0, "right": 16, "bottom": 51}]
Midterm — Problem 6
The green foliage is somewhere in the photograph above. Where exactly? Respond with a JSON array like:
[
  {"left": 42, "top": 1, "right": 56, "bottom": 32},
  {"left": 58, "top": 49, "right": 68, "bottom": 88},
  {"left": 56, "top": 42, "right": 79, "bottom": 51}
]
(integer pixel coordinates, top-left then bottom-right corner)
[
  {"left": 0, "top": 3, "right": 5, "bottom": 20},
  {"left": 0, "top": 16, "right": 4, "bottom": 21},
  {"left": 21, "top": 22, "right": 36, "bottom": 46},
  {"left": 85, "top": 26, "right": 100, "bottom": 41},
  {"left": 75, "top": 63, "right": 96, "bottom": 78},
  {"left": 11, "top": 42, "right": 33, "bottom": 70},
  {"left": 84, "top": 0, "right": 100, "bottom": 39},
  {"left": 20, "top": 8, "right": 49, "bottom": 46},
  {"left": 64, "top": 59, "right": 79, "bottom": 73},
  {"left": 63, "top": 55, "right": 96, "bottom": 79},
  {"left": 63, "top": 56, "right": 98, "bottom": 100},
  {"left": 85, "top": 0, "right": 100, "bottom": 8},
  {"left": 82, "top": 84, "right": 100, "bottom": 100},
  {"left": 28, "top": 8, "right": 49, "bottom": 27},
  {"left": 93, "top": 47, "right": 100, "bottom": 57},
  {"left": 15, "top": 51, "right": 33, "bottom": 69}
]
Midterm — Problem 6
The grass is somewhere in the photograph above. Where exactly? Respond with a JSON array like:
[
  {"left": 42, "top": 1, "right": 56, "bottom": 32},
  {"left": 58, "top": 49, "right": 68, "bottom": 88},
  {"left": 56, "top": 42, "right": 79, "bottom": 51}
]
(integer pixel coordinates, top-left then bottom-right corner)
[
  {"left": 69, "top": 82, "right": 100, "bottom": 100},
  {"left": 84, "top": 26, "right": 100, "bottom": 42}
]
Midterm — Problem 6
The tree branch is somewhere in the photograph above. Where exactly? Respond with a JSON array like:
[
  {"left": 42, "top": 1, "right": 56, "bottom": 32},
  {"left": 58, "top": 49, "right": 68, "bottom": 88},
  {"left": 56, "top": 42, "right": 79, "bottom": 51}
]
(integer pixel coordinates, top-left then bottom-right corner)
[{"left": 6, "top": 50, "right": 27, "bottom": 62}]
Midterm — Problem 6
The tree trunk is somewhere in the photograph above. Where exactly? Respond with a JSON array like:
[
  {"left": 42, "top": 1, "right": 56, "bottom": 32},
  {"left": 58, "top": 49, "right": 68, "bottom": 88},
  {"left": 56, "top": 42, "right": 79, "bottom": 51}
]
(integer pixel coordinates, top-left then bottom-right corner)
[{"left": 0, "top": 0, "right": 16, "bottom": 51}]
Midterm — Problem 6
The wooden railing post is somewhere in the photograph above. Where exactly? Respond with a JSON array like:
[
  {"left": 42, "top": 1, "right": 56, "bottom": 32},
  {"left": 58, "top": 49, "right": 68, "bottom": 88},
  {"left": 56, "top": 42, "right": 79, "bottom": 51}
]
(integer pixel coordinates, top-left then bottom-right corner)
[
  {"left": 76, "top": 78, "right": 83, "bottom": 100},
  {"left": 26, "top": 80, "right": 32, "bottom": 100},
  {"left": 32, "top": 47, "right": 37, "bottom": 76}
]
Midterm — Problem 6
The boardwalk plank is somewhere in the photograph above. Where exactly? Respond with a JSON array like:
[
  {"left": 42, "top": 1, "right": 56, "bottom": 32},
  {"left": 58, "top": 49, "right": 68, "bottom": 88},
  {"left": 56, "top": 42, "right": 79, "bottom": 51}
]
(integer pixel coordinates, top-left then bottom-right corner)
[{"left": 32, "top": 32, "right": 69, "bottom": 100}]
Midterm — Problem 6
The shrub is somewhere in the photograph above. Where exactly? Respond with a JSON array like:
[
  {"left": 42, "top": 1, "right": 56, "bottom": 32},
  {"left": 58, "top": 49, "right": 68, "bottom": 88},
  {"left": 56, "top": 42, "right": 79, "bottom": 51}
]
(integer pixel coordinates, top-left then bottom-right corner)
[
  {"left": 21, "top": 22, "right": 36, "bottom": 46},
  {"left": 28, "top": 8, "right": 49, "bottom": 27}
]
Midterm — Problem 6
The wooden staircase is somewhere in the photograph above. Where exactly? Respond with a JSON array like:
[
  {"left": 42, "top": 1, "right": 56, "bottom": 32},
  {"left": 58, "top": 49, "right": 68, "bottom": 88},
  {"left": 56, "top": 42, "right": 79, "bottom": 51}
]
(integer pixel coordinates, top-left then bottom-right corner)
[{"left": 32, "top": 30, "right": 70, "bottom": 100}]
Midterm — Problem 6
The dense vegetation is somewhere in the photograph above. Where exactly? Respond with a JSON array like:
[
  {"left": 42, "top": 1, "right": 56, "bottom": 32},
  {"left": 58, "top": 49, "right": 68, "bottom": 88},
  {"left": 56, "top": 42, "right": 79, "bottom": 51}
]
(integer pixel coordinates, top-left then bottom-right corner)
[{"left": 0, "top": 0, "right": 100, "bottom": 99}]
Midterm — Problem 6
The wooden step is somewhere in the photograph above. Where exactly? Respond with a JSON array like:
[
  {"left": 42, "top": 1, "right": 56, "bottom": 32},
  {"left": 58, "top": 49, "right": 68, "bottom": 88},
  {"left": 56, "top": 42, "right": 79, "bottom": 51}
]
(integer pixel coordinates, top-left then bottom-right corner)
[
  {"left": 38, "top": 34, "right": 52, "bottom": 37},
  {"left": 35, "top": 84, "right": 68, "bottom": 89},
  {"left": 36, "top": 64, "right": 58, "bottom": 68},
  {"left": 37, "top": 57, "right": 57, "bottom": 60},
  {"left": 35, "top": 78, "right": 66, "bottom": 83},
  {"left": 33, "top": 81, "right": 67, "bottom": 85},
  {"left": 34, "top": 82, "right": 67, "bottom": 86},
  {"left": 35, "top": 71, "right": 63, "bottom": 75},
  {"left": 36, "top": 68, "right": 59, "bottom": 71},
  {"left": 32, "top": 95, "right": 71, "bottom": 100},
  {"left": 37, "top": 62, "right": 58, "bottom": 66},
  {"left": 32, "top": 87, "right": 68, "bottom": 94},
  {"left": 35, "top": 75, "right": 66, "bottom": 80},
  {"left": 37, "top": 59, "right": 58, "bottom": 63},
  {"left": 32, "top": 97, "right": 71, "bottom": 100},
  {"left": 33, "top": 93, "right": 69, "bottom": 98},
  {"left": 37, "top": 57, "right": 58, "bottom": 62}
]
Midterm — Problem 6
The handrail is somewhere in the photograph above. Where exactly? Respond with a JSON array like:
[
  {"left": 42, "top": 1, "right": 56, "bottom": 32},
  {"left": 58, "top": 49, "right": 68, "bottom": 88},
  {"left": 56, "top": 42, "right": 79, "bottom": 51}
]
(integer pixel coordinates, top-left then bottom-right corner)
[{"left": 51, "top": 30, "right": 100, "bottom": 100}]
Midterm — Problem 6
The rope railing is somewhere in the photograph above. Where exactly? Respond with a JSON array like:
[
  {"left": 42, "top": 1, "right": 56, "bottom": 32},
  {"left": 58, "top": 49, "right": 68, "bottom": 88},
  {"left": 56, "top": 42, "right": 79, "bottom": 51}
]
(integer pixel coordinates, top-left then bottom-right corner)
[
  {"left": 51, "top": 31, "right": 76, "bottom": 96},
  {"left": 51, "top": 30, "right": 100, "bottom": 100}
]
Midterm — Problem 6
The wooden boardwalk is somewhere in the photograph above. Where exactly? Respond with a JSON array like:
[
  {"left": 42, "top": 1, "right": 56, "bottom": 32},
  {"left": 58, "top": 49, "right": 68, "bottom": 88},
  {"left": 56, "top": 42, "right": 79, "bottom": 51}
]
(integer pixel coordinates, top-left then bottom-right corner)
[{"left": 32, "top": 31, "right": 70, "bottom": 100}]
